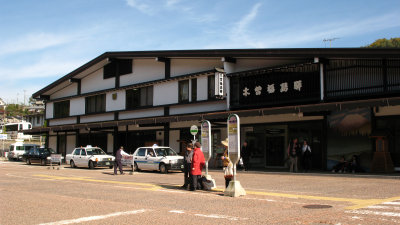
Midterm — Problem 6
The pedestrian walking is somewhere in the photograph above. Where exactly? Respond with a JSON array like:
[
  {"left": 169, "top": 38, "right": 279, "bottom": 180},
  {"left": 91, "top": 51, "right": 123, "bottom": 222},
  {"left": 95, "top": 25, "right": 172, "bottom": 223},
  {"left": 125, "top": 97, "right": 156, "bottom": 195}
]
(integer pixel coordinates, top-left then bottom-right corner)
[
  {"left": 302, "top": 140, "right": 312, "bottom": 172},
  {"left": 190, "top": 142, "right": 205, "bottom": 191},
  {"left": 181, "top": 143, "right": 193, "bottom": 189},
  {"left": 221, "top": 138, "right": 233, "bottom": 188},
  {"left": 241, "top": 140, "right": 250, "bottom": 171},
  {"left": 287, "top": 138, "right": 300, "bottom": 172},
  {"left": 114, "top": 146, "right": 129, "bottom": 175}
]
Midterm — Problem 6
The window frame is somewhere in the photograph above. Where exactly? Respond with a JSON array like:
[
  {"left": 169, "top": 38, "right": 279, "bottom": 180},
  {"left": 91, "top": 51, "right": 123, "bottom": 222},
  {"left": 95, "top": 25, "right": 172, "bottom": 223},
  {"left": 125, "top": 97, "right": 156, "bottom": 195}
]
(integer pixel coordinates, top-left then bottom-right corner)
[
  {"left": 191, "top": 78, "right": 197, "bottom": 102},
  {"left": 126, "top": 86, "right": 153, "bottom": 109},
  {"left": 85, "top": 94, "right": 106, "bottom": 114},
  {"left": 54, "top": 100, "right": 70, "bottom": 118},
  {"left": 178, "top": 80, "right": 189, "bottom": 103},
  {"left": 208, "top": 75, "right": 216, "bottom": 100}
]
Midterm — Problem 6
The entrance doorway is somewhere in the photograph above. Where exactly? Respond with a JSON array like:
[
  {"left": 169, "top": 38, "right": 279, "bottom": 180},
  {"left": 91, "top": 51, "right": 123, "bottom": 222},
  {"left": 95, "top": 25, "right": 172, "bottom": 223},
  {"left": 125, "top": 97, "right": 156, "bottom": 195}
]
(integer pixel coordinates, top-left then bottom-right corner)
[{"left": 265, "top": 136, "right": 285, "bottom": 167}]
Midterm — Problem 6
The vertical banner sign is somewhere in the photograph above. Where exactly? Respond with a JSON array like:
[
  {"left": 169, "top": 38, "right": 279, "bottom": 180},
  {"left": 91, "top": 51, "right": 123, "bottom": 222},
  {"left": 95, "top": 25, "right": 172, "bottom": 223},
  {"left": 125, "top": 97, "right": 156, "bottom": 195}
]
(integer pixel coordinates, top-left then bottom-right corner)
[
  {"left": 228, "top": 114, "right": 240, "bottom": 167},
  {"left": 201, "top": 120, "right": 211, "bottom": 176}
]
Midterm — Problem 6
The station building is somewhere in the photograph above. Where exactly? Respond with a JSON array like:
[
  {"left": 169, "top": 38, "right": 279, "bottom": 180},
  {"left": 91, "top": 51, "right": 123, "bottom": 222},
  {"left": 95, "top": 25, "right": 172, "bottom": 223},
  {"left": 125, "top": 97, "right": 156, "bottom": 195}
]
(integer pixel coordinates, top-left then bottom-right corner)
[{"left": 29, "top": 48, "right": 400, "bottom": 172}]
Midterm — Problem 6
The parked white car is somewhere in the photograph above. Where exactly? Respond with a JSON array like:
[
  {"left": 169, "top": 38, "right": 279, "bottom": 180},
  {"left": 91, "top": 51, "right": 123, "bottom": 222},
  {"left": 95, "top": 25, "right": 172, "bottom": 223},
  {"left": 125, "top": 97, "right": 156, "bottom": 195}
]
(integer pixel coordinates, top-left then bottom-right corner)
[
  {"left": 66, "top": 146, "right": 115, "bottom": 169},
  {"left": 132, "top": 145, "right": 184, "bottom": 173},
  {"left": 8, "top": 142, "right": 40, "bottom": 161}
]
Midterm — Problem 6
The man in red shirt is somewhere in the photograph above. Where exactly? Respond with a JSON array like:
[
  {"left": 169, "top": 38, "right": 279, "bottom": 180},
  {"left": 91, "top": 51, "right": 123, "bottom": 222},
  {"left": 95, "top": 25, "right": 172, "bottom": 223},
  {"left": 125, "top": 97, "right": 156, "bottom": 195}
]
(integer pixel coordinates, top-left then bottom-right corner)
[{"left": 190, "top": 142, "right": 205, "bottom": 191}]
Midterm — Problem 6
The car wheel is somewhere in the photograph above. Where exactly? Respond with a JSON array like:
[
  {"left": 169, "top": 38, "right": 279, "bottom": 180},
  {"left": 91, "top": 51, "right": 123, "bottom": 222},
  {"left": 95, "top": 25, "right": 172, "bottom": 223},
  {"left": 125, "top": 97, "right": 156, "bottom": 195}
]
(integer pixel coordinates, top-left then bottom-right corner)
[
  {"left": 70, "top": 160, "right": 76, "bottom": 168},
  {"left": 26, "top": 158, "right": 31, "bottom": 165},
  {"left": 159, "top": 163, "right": 168, "bottom": 174},
  {"left": 134, "top": 162, "right": 140, "bottom": 172},
  {"left": 109, "top": 165, "right": 113, "bottom": 169},
  {"left": 89, "top": 161, "right": 94, "bottom": 169},
  {"left": 40, "top": 159, "right": 46, "bottom": 166}
]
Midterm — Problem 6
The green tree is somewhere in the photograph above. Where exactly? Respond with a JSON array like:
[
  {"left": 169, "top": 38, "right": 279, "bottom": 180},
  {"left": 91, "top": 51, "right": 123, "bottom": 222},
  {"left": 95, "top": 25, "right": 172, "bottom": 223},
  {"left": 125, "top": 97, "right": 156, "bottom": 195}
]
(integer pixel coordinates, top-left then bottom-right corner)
[{"left": 365, "top": 38, "right": 400, "bottom": 48}]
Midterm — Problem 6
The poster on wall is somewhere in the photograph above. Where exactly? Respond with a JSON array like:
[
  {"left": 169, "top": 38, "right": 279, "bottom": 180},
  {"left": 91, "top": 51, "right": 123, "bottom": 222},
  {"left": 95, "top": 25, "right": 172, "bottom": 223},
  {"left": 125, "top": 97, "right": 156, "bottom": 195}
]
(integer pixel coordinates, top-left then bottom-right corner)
[{"left": 327, "top": 108, "right": 372, "bottom": 172}]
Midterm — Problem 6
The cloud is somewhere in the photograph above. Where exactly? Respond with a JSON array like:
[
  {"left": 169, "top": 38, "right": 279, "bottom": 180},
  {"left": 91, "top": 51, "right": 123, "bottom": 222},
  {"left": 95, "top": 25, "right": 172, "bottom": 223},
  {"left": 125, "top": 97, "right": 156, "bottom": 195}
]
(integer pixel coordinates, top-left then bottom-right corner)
[
  {"left": 205, "top": 9, "right": 400, "bottom": 49},
  {"left": 125, "top": 0, "right": 155, "bottom": 15},
  {"left": 0, "top": 33, "right": 76, "bottom": 57},
  {"left": 0, "top": 57, "right": 83, "bottom": 80}
]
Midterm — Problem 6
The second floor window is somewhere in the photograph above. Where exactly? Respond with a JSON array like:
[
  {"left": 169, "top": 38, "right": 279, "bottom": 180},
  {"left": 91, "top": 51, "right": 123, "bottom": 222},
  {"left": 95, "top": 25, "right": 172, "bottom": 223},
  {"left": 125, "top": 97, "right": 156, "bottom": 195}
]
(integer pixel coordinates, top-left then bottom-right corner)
[
  {"left": 126, "top": 86, "right": 153, "bottom": 109},
  {"left": 191, "top": 78, "right": 197, "bottom": 102},
  {"left": 86, "top": 94, "right": 106, "bottom": 114},
  {"left": 208, "top": 75, "right": 215, "bottom": 99},
  {"left": 179, "top": 80, "right": 189, "bottom": 103},
  {"left": 54, "top": 100, "right": 70, "bottom": 118}
]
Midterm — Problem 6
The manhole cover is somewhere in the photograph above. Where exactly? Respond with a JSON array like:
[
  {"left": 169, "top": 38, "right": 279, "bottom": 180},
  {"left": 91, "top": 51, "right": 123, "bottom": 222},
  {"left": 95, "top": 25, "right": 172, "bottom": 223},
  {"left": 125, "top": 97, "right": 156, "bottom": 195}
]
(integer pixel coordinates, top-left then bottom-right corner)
[{"left": 303, "top": 204, "right": 332, "bottom": 209}]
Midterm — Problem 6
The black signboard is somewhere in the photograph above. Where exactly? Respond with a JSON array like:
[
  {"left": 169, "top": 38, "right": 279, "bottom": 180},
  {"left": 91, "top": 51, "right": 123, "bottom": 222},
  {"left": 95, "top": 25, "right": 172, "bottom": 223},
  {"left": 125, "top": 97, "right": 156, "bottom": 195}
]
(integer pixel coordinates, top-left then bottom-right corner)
[{"left": 230, "top": 68, "right": 320, "bottom": 109}]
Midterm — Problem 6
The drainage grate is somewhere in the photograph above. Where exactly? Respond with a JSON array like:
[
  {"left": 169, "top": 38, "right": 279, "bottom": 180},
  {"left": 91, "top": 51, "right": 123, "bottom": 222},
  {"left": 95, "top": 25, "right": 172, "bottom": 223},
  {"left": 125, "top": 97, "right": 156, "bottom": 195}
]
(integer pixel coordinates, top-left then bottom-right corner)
[{"left": 303, "top": 204, "right": 332, "bottom": 209}]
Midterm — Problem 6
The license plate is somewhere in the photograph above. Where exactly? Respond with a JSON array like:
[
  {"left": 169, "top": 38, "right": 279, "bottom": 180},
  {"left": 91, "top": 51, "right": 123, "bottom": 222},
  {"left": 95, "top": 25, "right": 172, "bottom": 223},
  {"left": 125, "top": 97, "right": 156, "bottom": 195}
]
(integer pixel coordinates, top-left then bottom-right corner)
[
  {"left": 106, "top": 162, "right": 110, "bottom": 165},
  {"left": 181, "top": 165, "right": 184, "bottom": 169}
]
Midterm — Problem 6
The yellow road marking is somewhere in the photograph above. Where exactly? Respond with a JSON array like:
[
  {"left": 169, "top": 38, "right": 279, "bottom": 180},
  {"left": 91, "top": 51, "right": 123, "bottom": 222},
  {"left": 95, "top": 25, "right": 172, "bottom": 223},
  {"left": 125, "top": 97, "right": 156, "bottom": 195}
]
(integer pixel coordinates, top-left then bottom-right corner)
[{"left": 34, "top": 174, "right": 399, "bottom": 210}]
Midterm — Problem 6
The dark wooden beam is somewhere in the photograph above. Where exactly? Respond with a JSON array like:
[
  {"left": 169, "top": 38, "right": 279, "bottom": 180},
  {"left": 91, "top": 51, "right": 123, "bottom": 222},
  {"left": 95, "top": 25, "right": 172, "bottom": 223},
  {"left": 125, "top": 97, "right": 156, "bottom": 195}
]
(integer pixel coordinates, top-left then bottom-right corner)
[{"left": 221, "top": 56, "right": 236, "bottom": 63}]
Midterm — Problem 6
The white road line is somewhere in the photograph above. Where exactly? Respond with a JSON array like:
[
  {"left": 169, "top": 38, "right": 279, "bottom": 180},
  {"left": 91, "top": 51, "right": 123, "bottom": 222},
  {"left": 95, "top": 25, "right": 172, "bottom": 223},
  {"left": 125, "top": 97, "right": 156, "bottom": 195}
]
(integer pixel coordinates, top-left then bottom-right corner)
[
  {"left": 346, "top": 210, "right": 400, "bottom": 217},
  {"left": 38, "top": 209, "right": 148, "bottom": 225},
  {"left": 383, "top": 201, "right": 400, "bottom": 205},
  {"left": 194, "top": 213, "right": 248, "bottom": 221},
  {"left": 169, "top": 210, "right": 185, "bottom": 214},
  {"left": 367, "top": 205, "right": 400, "bottom": 210}
]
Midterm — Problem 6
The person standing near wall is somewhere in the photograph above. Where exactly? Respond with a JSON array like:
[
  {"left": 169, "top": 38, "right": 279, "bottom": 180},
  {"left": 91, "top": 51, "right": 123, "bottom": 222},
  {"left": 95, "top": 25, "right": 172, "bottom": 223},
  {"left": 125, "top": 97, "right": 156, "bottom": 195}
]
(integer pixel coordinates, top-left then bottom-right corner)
[
  {"left": 190, "top": 142, "right": 205, "bottom": 191},
  {"left": 287, "top": 138, "right": 300, "bottom": 172},
  {"left": 241, "top": 141, "right": 250, "bottom": 171},
  {"left": 221, "top": 138, "right": 233, "bottom": 188},
  {"left": 114, "top": 146, "right": 129, "bottom": 175},
  {"left": 182, "top": 143, "right": 193, "bottom": 189},
  {"left": 302, "top": 140, "right": 312, "bottom": 172}
]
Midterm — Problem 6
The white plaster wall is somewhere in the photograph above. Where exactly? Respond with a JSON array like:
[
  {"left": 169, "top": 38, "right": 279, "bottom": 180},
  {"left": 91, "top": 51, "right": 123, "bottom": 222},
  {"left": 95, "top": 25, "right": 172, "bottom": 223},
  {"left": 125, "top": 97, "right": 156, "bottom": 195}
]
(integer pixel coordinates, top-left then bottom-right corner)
[
  {"left": 153, "top": 82, "right": 178, "bottom": 106},
  {"left": 46, "top": 102, "right": 54, "bottom": 119},
  {"left": 107, "top": 133, "right": 113, "bottom": 153},
  {"left": 170, "top": 101, "right": 227, "bottom": 115},
  {"left": 119, "top": 108, "right": 164, "bottom": 120},
  {"left": 233, "top": 59, "right": 300, "bottom": 73},
  {"left": 375, "top": 105, "right": 400, "bottom": 117},
  {"left": 70, "top": 98, "right": 85, "bottom": 116},
  {"left": 49, "top": 117, "right": 77, "bottom": 126},
  {"left": 169, "top": 130, "right": 180, "bottom": 153},
  {"left": 66, "top": 135, "right": 76, "bottom": 154},
  {"left": 171, "top": 59, "right": 223, "bottom": 77},
  {"left": 240, "top": 114, "right": 323, "bottom": 124},
  {"left": 120, "top": 59, "right": 164, "bottom": 87},
  {"left": 197, "top": 76, "right": 208, "bottom": 101},
  {"left": 51, "top": 83, "right": 77, "bottom": 100},
  {"left": 49, "top": 136, "right": 57, "bottom": 151},
  {"left": 106, "top": 90, "right": 126, "bottom": 111},
  {"left": 81, "top": 69, "right": 115, "bottom": 94},
  {"left": 80, "top": 113, "right": 114, "bottom": 123}
]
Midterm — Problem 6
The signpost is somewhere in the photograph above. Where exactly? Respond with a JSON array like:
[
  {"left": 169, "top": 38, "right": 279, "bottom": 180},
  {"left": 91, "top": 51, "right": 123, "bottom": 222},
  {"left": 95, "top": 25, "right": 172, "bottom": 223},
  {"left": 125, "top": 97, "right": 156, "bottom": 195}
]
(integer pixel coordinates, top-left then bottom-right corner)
[
  {"left": 0, "top": 134, "right": 6, "bottom": 159},
  {"left": 201, "top": 120, "right": 216, "bottom": 189},
  {"left": 190, "top": 125, "right": 198, "bottom": 144},
  {"left": 48, "top": 154, "right": 63, "bottom": 170},
  {"left": 225, "top": 114, "right": 246, "bottom": 197}
]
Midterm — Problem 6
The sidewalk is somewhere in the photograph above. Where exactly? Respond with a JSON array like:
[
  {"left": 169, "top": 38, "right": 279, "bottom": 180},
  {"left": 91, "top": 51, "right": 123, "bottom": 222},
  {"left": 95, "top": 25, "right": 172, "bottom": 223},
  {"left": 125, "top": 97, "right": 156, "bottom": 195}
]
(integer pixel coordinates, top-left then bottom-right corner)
[{"left": 208, "top": 167, "right": 400, "bottom": 179}]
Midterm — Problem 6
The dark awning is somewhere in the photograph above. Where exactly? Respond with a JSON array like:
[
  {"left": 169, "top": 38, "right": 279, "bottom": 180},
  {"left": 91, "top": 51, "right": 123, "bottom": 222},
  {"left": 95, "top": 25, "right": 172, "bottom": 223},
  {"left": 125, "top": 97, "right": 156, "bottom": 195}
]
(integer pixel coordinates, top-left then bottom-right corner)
[{"left": 23, "top": 96, "right": 400, "bottom": 134}]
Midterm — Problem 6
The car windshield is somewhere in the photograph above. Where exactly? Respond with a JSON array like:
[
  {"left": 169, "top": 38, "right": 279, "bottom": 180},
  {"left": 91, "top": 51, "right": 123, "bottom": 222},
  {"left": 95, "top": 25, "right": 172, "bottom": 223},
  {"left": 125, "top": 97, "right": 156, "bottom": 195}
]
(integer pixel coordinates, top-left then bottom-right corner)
[
  {"left": 86, "top": 148, "right": 106, "bottom": 155},
  {"left": 155, "top": 148, "right": 177, "bottom": 156}
]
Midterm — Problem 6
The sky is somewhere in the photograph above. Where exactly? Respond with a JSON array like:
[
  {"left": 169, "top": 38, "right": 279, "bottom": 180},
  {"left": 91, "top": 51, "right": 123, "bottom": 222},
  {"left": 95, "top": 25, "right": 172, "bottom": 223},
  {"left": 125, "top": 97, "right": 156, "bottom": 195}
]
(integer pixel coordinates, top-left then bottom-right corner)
[{"left": 1, "top": 0, "right": 399, "bottom": 104}]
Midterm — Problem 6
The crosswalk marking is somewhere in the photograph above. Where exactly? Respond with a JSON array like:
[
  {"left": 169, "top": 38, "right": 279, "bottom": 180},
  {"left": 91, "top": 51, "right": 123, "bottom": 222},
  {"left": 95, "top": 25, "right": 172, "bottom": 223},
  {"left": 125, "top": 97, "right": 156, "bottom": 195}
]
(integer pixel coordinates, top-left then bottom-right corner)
[{"left": 346, "top": 200, "right": 400, "bottom": 219}]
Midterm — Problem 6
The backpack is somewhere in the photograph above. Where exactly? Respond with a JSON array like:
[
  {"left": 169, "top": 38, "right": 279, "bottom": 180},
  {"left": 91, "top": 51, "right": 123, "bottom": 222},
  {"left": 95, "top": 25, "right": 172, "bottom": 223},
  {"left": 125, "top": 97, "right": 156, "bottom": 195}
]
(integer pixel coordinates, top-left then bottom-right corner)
[{"left": 200, "top": 176, "right": 213, "bottom": 191}]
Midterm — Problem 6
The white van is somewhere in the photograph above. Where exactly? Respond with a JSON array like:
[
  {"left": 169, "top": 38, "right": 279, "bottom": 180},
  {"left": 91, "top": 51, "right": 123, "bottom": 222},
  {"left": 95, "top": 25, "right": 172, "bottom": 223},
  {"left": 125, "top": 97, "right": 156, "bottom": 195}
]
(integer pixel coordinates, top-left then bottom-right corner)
[{"left": 8, "top": 141, "right": 40, "bottom": 161}]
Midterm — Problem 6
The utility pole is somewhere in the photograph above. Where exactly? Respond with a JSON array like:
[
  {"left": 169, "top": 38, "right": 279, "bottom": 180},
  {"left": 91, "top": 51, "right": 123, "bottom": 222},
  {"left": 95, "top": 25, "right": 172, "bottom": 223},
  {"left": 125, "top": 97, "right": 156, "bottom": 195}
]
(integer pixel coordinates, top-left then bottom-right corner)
[{"left": 323, "top": 38, "right": 340, "bottom": 48}]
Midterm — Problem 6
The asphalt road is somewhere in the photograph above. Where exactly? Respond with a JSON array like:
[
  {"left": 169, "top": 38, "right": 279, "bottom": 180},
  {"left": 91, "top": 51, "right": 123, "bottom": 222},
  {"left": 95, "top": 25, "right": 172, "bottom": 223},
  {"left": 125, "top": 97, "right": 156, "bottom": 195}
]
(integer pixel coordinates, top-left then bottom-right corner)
[{"left": 1, "top": 160, "right": 399, "bottom": 225}]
